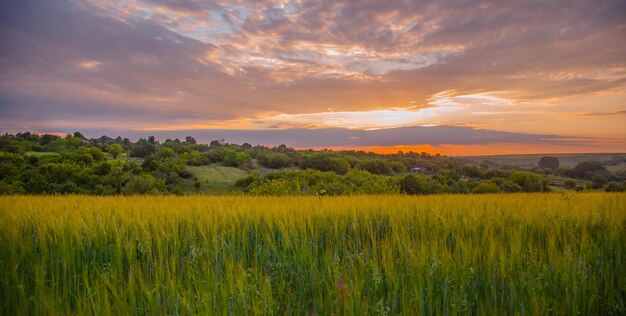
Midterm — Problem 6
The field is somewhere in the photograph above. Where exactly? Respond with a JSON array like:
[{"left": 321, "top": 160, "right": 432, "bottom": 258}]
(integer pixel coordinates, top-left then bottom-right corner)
[{"left": 1, "top": 194, "right": 624, "bottom": 315}]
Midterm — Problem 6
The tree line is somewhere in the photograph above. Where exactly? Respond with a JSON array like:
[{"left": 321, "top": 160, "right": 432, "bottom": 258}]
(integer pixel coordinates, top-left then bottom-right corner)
[{"left": 1, "top": 131, "right": 624, "bottom": 195}]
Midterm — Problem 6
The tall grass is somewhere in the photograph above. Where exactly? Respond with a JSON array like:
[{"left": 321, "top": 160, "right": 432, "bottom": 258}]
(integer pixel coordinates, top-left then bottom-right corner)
[{"left": 0, "top": 193, "right": 624, "bottom": 315}]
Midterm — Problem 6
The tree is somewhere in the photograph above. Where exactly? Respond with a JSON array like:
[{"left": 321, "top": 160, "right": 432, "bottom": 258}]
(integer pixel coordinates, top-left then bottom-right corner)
[
  {"left": 185, "top": 136, "right": 197, "bottom": 145},
  {"left": 235, "top": 170, "right": 261, "bottom": 189},
  {"left": 121, "top": 174, "right": 164, "bottom": 195},
  {"left": 130, "top": 138, "right": 156, "bottom": 157},
  {"left": 499, "top": 180, "right": 522, "bottom": 192},
  {"left": 510, "top": 171, "right": 545, "bottom": 192},
  {"left": 257, "top": 153, "right": 291, "bottom": 168},
  {"left": 358, "top": 159, "right": 393, "bottom": 175},
  {"left": 301, "top": 153, "right": 350, "bottom": 175},
  {"left": 181, "top": 150, "right": 209, "bottom": 166},
  {"left": 221, "top": 148, "right": 238, "bottom": 166},
  {"left": 538, "top": 156, "right": 560, "bottom": 170},
  {"left": 591, "top": 173, "right": 608, "bottom": 189},
  {"left": 87, "top": 147, "right": 106, "bottom": 162},
  {"left": 0, "top": 180, "right": 25, "bottom": 194},
  {"left": 572, "top": 161, "right": 606, "bottom": 178},
  {"left": 40, "top": 134, "right": 60, "bottom": 146},
  {"left": 399, "top": 174, "right": 444, "bottom": 195},
  {"left": 219, "top": 148, "right": 251, "bottom": 167},
  {"left": 235, "top": 152, "right": 252, "bottom": 166},
  {"left": 107, "top": 143, "right": 124, "bottom": 159},
  {"left": 605, "top": 181, "right": 624, "bottom": 192},
  {"left": 65, "top": 135, "right": 84, "bottom": 148}
]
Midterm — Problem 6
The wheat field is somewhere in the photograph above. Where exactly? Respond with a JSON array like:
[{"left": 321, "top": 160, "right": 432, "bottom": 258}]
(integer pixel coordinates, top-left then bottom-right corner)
[{"left": 0, "top": 193, "right": 624, "bottom": 315}]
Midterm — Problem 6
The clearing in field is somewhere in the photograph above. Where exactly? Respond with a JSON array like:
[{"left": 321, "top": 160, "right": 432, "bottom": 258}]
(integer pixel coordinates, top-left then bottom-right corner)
[
  {"left": 0, "top": 193, "right": 624, "bottom": 315},
  {"left": 183, "top": 164, "right": 248, "bottom": 193}
]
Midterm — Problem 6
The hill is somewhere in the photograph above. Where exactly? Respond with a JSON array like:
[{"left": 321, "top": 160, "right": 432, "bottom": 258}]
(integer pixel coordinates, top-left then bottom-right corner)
[
  {"left": 462, "top": 153, "right": 626, "bottom": 170},
  {"left": 1, "top": 131, "right": 624, "bottom": 195}
]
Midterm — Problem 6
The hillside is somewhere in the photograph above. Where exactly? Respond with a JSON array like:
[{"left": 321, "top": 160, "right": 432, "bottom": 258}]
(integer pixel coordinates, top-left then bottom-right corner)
[{"left": 1, "top": 132, "right": 625, "bottom": 195}]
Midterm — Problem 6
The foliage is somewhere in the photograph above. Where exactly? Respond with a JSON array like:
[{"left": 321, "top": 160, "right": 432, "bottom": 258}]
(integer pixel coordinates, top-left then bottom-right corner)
[
  {"left": 300, "top": 153, "right": 351, "bottom": 175},
  {"left": 1, "top": 132, "right": 623, "bottom": 196},
  {"left": 106, "top": 143, "right": 124, "bottom": 159},
  {"left": 572, "top": 161, "right": 607, "bottom": 178},
  {"left": 180, "top": 150, "right": 210, "bottom": 166},
  {"left": 564, "top": 179, "right": 577, "bottom": 189},
  {"left": 356, "top": 159, "right": 394, "bottom": 175},
  {"left": 257, "top": 152, "right": 291, "bottom": 169},
  {"left": 605, "top": 181, "right": 624, "bottom": 192},
  {"left": 242, "top": 169, "right": 399, "bottom": 196},
  {"left": 130, "top": 138, "right": 157, "bottom": 158},
  {"left": 399, "top": 174, "right": 447, "bottom": 195},
  {"left": 121, "top": 174, "right": 165, "bottom": 195},
  {"left": 590, "top": 172, "right": 608, "bottom": 189},
  {"left": 220, "top": 148, "right": 252, "bottom": 167},
  {"left": 472, "top": 182, "right": 500, "bottom": 194},
  {"left": 538, "top": 156, "right": 560, "bottom": 169},
  {"left": 510, "top": 171, "right": 548, "bottom": 192}
]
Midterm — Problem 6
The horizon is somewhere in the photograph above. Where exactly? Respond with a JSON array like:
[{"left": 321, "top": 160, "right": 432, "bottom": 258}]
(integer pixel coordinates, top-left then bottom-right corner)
[
  {"left": 4, "top": 128, "right": 626, "bottom": 157},
  {"left": 1, "top": 0, "right": 625, "bottom": 154}
]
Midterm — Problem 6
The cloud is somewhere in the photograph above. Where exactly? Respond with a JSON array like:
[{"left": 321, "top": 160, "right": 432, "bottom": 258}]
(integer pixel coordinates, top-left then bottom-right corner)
[
  {"left": 18, "top": 125, "right": 578, "bottom": 148},
  {"left": 0, "top": 0, "right": 625, "bottom": 149},
  {"left": 583, "top": 109, "right": 626, "bottom": 117}
]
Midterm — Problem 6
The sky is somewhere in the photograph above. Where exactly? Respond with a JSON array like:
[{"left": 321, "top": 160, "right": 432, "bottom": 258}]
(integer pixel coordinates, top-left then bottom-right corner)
[{"left": 0, "top": 0, "right": 625, "bottom": 155}]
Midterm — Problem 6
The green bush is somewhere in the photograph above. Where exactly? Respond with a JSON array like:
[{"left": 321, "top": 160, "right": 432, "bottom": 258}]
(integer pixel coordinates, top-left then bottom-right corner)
[
  {"left": 472, "top": 182, "right": 500, "bottom": 194},
  {"left": 121, "top": 174, "right": 165, "bottom": 195},
  {"left": 257, "top": 153, "right": 291, "bottom": 168}
]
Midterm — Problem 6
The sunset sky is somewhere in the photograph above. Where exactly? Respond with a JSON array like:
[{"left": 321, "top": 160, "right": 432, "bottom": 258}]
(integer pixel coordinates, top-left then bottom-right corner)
[{"left": 1, "top": 0, "right": 625, "bottom": 155}]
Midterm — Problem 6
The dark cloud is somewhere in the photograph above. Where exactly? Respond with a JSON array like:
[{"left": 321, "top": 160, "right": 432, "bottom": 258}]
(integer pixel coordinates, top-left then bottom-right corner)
[
  {"left": 32, "top": 125, "right": 577, "bottom": 149},
  {"left": 0, "top": 0, "right": 624, "bottom": 147},
  {"left": 584, "top": 110, "right": 626, "bottom": 117}
]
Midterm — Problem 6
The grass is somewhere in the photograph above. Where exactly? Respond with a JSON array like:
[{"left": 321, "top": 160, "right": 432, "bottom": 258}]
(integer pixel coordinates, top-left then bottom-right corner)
[
  {"left": 0, "top": 193, "right": 624, "bottom": 315},
  {"left": 183, "top": 164, "right": 248, "bottom": 194},
  {"left": 24, "top": 151, "right": 59, "bottom": 157}
]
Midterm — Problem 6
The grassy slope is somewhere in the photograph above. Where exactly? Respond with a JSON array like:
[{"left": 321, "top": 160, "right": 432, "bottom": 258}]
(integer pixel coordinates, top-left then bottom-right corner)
[
  {"left": 183, "top": 164, "right": 248, "bottom": 194},
  {"left": 24, "top": 151, "right": 59, "bottom": 157}
]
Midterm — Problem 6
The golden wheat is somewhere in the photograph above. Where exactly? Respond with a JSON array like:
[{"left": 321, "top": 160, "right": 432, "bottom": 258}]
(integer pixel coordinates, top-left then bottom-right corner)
[{"left": 0, "top": 193, "right": 624, "bottom": 314}]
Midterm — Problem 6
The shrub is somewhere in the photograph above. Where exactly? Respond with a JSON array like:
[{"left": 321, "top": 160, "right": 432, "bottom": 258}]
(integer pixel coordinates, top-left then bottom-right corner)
[
  {"left": 591, "top": 173, "right": 608, "bottom": 189},
  {"left": 605, "top": 181, "right": 624, "bottom": 192},
  {"left": 472, "top": 182, "right": 500, "bottom": 194},
  {"left": 257, "top": 153, "right": 291, "bottom": 169},
  {"left": 121, "top": 174, "right": 165, "bottom": 195},
  {"left": 399, "top": 174, "right": 445, "bottom": 195},
  {"left": 510, "top": 171, "right": 546, "bottom": 192},
  {"left": 300, "top": 153, "right": 351, "bottom": 175},
  {"left": 106, "top": 143, "right": 124, "bottom": 159}
]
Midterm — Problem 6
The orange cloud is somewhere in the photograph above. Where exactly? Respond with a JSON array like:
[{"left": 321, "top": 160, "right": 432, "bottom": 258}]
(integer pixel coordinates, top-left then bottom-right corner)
[
  {"left": 323, "top": 141, "right": 626, "bottom": 156},
  {"left": 1, "top": 0, "right": 625, "bottom": 154}
]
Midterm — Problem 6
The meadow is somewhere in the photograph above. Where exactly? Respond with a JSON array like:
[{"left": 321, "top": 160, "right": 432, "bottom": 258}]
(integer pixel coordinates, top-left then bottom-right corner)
[
  {"left": 0, "top": 193, "right": 624, "bottom": 315},
  {"left": 183, "top": 165, "right": 248, "bottom": 194}
]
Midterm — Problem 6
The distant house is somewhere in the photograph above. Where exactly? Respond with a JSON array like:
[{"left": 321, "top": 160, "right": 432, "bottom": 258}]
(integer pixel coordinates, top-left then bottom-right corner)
[{"left": 410, "top": 163, "right": 436, "bottom": 174}]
